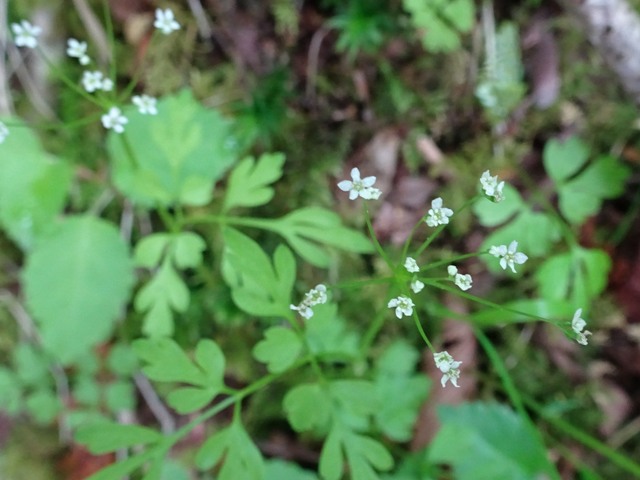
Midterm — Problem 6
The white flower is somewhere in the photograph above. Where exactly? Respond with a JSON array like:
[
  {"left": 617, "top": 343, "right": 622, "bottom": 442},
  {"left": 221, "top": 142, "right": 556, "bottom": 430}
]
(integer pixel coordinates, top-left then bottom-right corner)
[
  {"left": 387, "top": 295, "right": 414, "bottom": 319},
  {"left": 337, "top": 167, "right": 381, "bottom": 201},
  {"left": 434, "top": 351, "right": 462, "bottom": 388},
  {"left": 101, "top": 107, "right": 128, "bottom": 133},
  {"left": 454, "top": 273, "right": 472, "bottom": 291},
  {"left": 66, "top": 38, "right": 90, "bottom": 65},
  {"left": 410, "top": 279, "right": 424, "bottom": 294},
  {"left": 425, "top": 197, "right": 454, "bottom": 227},
  {"left": 0, "top": 122, "right": 8, "bottom": 144},
  {"left": 480, "top": 170, "right": 505, "bottom": 203},
  {"left": 82, "top": 71, "right": 112, "bottom": 92},
  {"left": 290, "top": 284, "right": 328, "bottom": 319},
  {"left": 154, "top": 8, "right": 181, "bottom": 35},
  {"left": 132, "top": 94, "right": 158, "bottom": 115},
  {"left": 12, "top": 20, "right": 41, "bottom": 49},
  {"left": 404, "top": 257, "right": 419, "bottom": 273},
  {"left": 447, "top": 265, "right": 458, "bottom": 276},
  {"left": 571, "top": 308, "right": 592, "bottom": 346},
  {"left": 489, "top": 240, "right": 528, "bottom": 273}
]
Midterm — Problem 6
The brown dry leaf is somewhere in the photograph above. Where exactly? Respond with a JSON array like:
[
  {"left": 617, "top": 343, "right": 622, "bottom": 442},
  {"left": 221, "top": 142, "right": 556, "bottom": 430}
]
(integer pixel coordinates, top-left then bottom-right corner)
[
  {"left": 535, "top": 324, "right": 586, "bottom": 382},
  {"left": 411, "top": 294, "right": 477, "bottom": 450},
  {"left": 57, "top": 446, "right": 114, "bottom": 480},
  {"left": 589, "top": 361, "right": 633, "bottom": 438}
]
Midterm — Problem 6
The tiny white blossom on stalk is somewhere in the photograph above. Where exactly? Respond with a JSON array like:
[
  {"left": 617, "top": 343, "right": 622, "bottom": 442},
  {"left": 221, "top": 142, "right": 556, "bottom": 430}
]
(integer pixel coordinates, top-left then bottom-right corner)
[
  {"left": 290, "top": 284, "right": 328, "bottom": 319},
  {"left": 101, "top": 107, "right": 128, "bottom": 133},
  {"left": 425, "top": 197, "right": 453, "bottom": 227},
  {"left": 0, "top": 122, "right": 9, "bottom": 144},
  {"left": 571, "top": 308, "right": 592, "bottom": 346},
  {"left": 434, "top": 351, "right": 462, "bottom": 388},
  {"left": 82, "top": 71, "right": 113, "bottom": 92},
  {"left": 411, "top": 279, "right": 424, "bottom": 294},
  {"left": 11, "top": 20, "right": 41, "bottom": 49},
  {"left": 387, "top": 295, "right": 414, "bottom": 319},
  {"left": 404, "top": 257, "right": 419, "bottom": 273},
  {"left": 132, "top": 94, "right": 158, "bottom": 115},
  {"left": 489, "top": 240, "right": 528, "bottom": 273},
  {"left": 337, "top": 167, "right": 382, "bottom": 200},
  {"left": 480, "top": 170, "right": 505, "bottom": 203},
  {"left": 154, "top": 8, "right": 181, "bottom": 35},
  {"left": 448, "top": 265, "right": 472, "bottom": 291},
  {"left": 66, "top": 38, "right": 90, "bottom": 65},
  {"left": 447, "top": 265, "right": 458, "bottom": 276}
]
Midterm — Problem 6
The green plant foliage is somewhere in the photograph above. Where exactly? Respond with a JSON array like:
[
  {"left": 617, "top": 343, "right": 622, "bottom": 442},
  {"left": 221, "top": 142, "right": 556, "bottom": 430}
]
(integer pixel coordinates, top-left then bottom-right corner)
[
  {"left": 473, "top": 184, "right": 561, "bottom": 261},
  {"left": 268, "top": 207, "right": 374, "bottom": 268},
  {"left": 133, "top": 338, "right": 226, "bottom": 413},
  {"left": 25, "top": 390, "right": 61, "bottom": 424},
  {"left": 0, "top": 119, "right": 72, "bottom": 251},
  {"left": 23, "top": 215, "right": 135, "bottom": 364},
  {"left": 403, "top": 0, "right": 474, "bottom": 52},
  {"left": 428, "top": 402, "right": 555, "bottom": 479},
  {"left": 76, "top": 423, "right": 162, "bottom": 454},
  {"left": 195, "top": 418, "right": 265, "bottom": 479},
  {"left": 476, "top": 22, "right": 526, "bottom": 123},
  {"left": 471, "top": 298, "right": 574, "bottom": 326},
  {"left": 535, "top": 246, "right": 610, "bottom": 310},
  {"left": 108, "top": 89, "right": 239, "bottom": 207},
  {"left": 0, "top": 368, "right": 22, "bottom": 415},
  {"left": 222, "top": 227, "right": 295, "bottom": 317},
  {"left": 265, "top": 459, "right": 318, "bottom": 480},
  {"left": 223, "top": 152, "right": 286, "bottom": 212},
  {"left": 543, "top": 137, "right": 631, "bottom": 225},
  {"left": 252, "top": 326, "right": 303, "bottom": 373},
  {"left": 284, "top": 383, "right": 333, "bottom": 433},
  {"left": 304, "top": 303, "right": 360, "bottom": 360},
  {"left": 134, "top": 231, "right": 206, "bottom": 336},
  {"left": 373, "top": 341, "right": 430, "bottom": 441}
]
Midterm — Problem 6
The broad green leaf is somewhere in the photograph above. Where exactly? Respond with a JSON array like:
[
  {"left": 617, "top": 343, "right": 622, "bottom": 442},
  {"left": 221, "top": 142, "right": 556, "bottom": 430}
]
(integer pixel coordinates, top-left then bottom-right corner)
[
  {"left": 473, "top": 184, "right": 523, "bottom": 227},
  {"left": 76, "top": 422, "right": 162, "bottom": 454},
  {"left": 105, "top": 380, "right": 136, "bottom": 412},
  {"left": 404, "top": 0, "right": 474, "bottom": 53},
  {"left": 429, "top": 402, "right": 555, "bottom": 480},
  {"left": 264, "top": 460, "right": 318, "bottom": 480},
  {"left": 73, "top": 376, "right": 101, "bottom": 406},
  {"left": 330, "top": 379, "right": 377, "bottom": 431},
  {"left": 535, "top": 247, "right": 610, "bottom": 308},
  {"left": 194, "top": 339, "right": 226, "bottom": 387},
  {"left": 107, "top": 343, "right": 139, "bottom": 376},
  {"left": 171, "top": 231, "right": 207, "bottom": 269},
  {"left": 319, "top": 424, "right": 344, "bottom": 480},
  {"left": 305, "top": 303, "right": 360, "bottom": 360},
  {"left": 135, "top": 233, "right": 172, "bottom": 268},
  {"left": 222, "top": 228, "right": 294, "bottom": 317},
  {"left": 0, "top": 118, "right": 72, "bottom": 250},
  {"left": 108, "top": 89, "right": 239, "bottom": 207},
  {"left": 284, "top": 383, "right": 332, "bottom": 432},
  {"left": 23, "top": 215, "right": 135, "bottom": 364},
  {"left": 253, "top": 326, "right": 302, "bottom": 373},
  {"left": 133, "top": 338, "right": 207, "bottom": 385},
  {"left": 543, "top": 137, "right": 589, "bottom": 183},
  {"left": 14, "top": 343, "right": 51, "bottom": 387},
  {"left": 196, "top": 420, "right": 265, "bottom": 480},
  {"left": 167, "top": 386, "right": 217, "bottom": 413},
  {"left": 0, "top": 367, "right": 22, "bottom": 414},
  {"left": 223, "top": 152, "right": 285, "bottom": 211}
]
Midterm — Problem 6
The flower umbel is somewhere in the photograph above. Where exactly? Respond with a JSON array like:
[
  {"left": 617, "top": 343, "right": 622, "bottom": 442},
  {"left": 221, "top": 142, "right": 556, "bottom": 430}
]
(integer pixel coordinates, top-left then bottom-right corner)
[
  {"left": 489, "top": 240, "right": 528, "bottom": 273},
  {"left": 480, "top": 170, "right": 505, "bottom": 203},
  {"left": 387, "top": 295, "right": 414, "bottom": 319},
  {"left": 132, "top": 95, "right": 158, "bottom": 115},
  {"left": 66, "top": 38, "right": 90, "bottom": 65},
  {"left": 434, "top": 351, "right": 462, "bottom": 388},
  {"left": 337, "top": 167, "right": 381, "bottom": 200},
  {"left": 154, "top": 8, "right": 181, "bottom": 35},
  {"left": 571, "top": 308, "right": 592, "bottom": 346},
  {"left": 12, "top": 20, "right": 41, "bottom": 49},
  {"left": 404, "top": 257, "right": 419, "bottom": 273},
  {"left": 290, "top": 284, "right": 328, "bottom": 320},
  {"left": 101, "top": 107, "right": 128, "bottom": 133},
  {"left": 82, "top": 71, "right": 113, "bottom": 93},
  {"left": 425, "top": 197, "right": 454, "bottom": 227},
  {"left": 0, "top": 122, "right": 8, "bottom": 144}
]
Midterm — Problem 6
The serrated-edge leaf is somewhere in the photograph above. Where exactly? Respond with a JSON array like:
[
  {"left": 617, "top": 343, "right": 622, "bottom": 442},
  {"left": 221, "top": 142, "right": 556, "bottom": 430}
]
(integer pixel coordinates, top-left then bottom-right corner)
[
  {"left": 133, "top": 338, "right": 206, "bottom": 385},
  {"left": 172, "top": 231, "right": 207, "bottom": 269},
  {"left": 135, "top": 233, "right": 172, "bottom": 268},
  {"left": 223, "top": 152, "right": 285, "bottom": 211}
]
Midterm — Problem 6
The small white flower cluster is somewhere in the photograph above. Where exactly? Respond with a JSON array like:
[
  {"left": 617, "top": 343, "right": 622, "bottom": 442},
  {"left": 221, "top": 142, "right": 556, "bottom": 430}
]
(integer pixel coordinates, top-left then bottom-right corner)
[
  {"left": 67, "top": 38, "right": 90, "bottom": 65},
  {"left": 447, "top": 265, "right": 472, "bottom": 291},
  {"left": 0, "top": 122, "right": 9, "bottom": 144},
  {"left": 425, "top": 197, "right": 454, "bottom": 227},
  {"left": 11, "top": 20, "right": 41, "bottom": 49},
  {"left": 571, "top": 308, "right": 591, "bottom": 346},
  {"left": 489, "top": 240, "right": 528, "bottom": 273},
  {"left": 132, "top": 95, "right": 158, "bottom": 115},
  {"left": 434, "top": 351, "right": 462, "bottom": 388},
  {"left": 290, "top": 284, "right": 328, "bottom": 319},
  {"left": 101, "top": 107, "right": 128, "bottom": 134},
  {"left": 480, "top": 170, "right": 505, "bottom": 203},
  {"left": 337, "top": 167, "right": 382, "bottom": 200},
  {"left": 154, "top": 8, "right": 181, "bottom": 35},
  {"left": 82, "top": 71, "right": 113, "bottom": 93},
  {"left": 387, "top": 295, "right": 415, "bottom": 319}
]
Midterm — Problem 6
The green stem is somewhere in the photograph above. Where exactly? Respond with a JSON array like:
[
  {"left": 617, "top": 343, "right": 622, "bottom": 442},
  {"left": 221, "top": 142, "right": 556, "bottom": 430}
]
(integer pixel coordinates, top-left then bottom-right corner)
[
  {"left": 421, "top": 252, "right": 485, "bottom": 272},
  {"left": 331, "top": 276, "right": 394, "bottom": 290},
  {"left": 412, "top": 311, "right": 433, "bottom": 352},
  {"left": 363, "top": 204, "right": 393, "bottom": 270},
  {"left": 359, "top": 306, "right": 390, "bottom": 358},
  {"left": 524, "top": 396, "right": 640, "bottom": 478}
]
